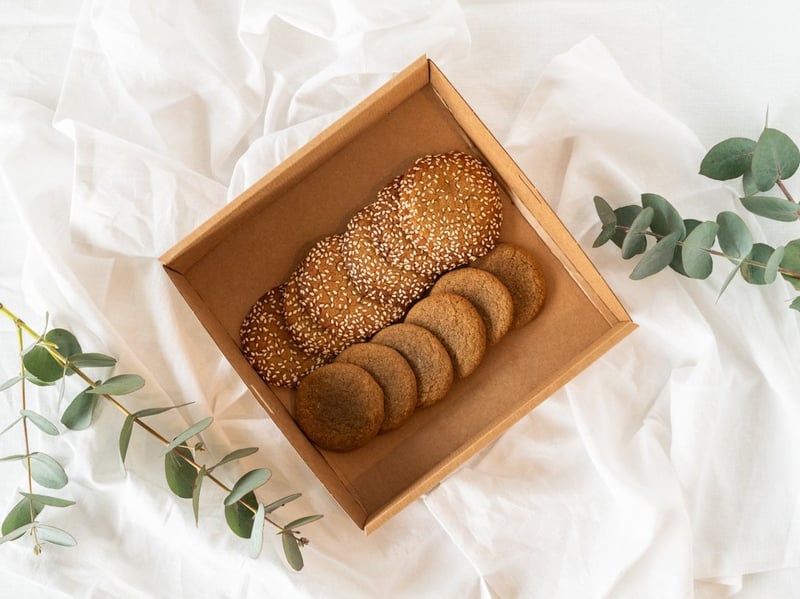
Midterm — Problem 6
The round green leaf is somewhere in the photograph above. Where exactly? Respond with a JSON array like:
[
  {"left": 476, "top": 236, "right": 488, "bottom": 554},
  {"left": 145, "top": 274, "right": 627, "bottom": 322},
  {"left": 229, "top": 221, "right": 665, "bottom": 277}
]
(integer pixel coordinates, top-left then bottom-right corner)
[
  {"left": 610, "top": 205, "right": 642, "bottom": 248},
  {"left": 621, "top": 206, "right": 653, "bottom": 259},
  {"left": 67, "top": 352, "right": 117, "bottom": 369},
  {"left": 0, "top": 523, "right": 35, "bottom": 544},
  {"left": 779, "top": 239, "right": 800, "bottom": 289},
  {"left": 249, "top": 502, "right": 265, "bottom": 559},
  {"left": 27, "top": 452, "right": 68, "bottom": 489},
  {"left": 225, "top": 490, "right": 257, "bottom": 538},
  {"left": 765, "top": 245, "right": 785, "bottom": 284},
  {"left": 592, "top": 196, "right": 617, "bottom": 247},
  {"left": 61, "top": 386, "right": 100, "bottom": 431},
  {"left": 699, "top": 137, "right": 756, "bottom": 180},
  {"left": 740, "top": 243, "right": 775, "bottom": 285},
  {"left": 641, "top": 193, "right": 686, "bottom": 238},
  {"left": 716, "top": 211, "right": 753, "bottom": 260},
  {"left": 36, "top": 524, "right": 77, "bottom": 547},
  {"left": 670, "top": 218, "right": 701, "bottom": 277},
  {"left": 87, "top": 374, "right": 145, "bottom": 396},
  {"left": 742, "top": 167, "right": 759, "bottom": 196},
  {"left": 751, "top": 128, "right": 800, "bottom": 191},
  {"left": 630, "top": 231, "right": 681, "bottom": 280},
  {"left": 740, "top": 196, "right": 799, "bottom": 222},
  {"left": 224, "top": 468, "right": 272, "bottom": 507},
  {"left": 681, "top": 220, "right": 719, "bottom": 279},
  {"left": 22, "top": 329, "right": 82, "bottom": 383},
  {"left": 164, "top": 445, "right": 197, "bottom": 499},
  {"left": 790, "top": 297, "right": 800, "bottom": 312},
  {"left": 20, "top": 410, "right": 59, "bottom": 436}
]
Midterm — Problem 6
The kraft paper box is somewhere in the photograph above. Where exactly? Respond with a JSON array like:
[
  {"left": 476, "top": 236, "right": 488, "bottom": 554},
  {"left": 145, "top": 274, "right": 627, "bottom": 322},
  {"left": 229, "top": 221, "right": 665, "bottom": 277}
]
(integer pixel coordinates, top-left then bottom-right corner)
[{"left": 160, "top": 56, "right": 636, "bottom": 532}]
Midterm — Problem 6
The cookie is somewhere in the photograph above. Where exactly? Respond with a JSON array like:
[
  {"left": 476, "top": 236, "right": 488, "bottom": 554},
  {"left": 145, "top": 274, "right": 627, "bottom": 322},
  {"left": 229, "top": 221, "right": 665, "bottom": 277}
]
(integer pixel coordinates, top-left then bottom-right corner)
[
  {"left": 472, "top": 242, "right": 546, "bottom": 328},
  {"left": 294, "top": 235, "right": 405, "bottom": 341},
  {"left": 283, "top": 274, "right": 350, "bottom": 358},
  {"left": 295, "top": 362, "right": 384, "bottom": 452},
  {"left": 403, "top": 293, "right": 487, "bottom": 378},
  {"left": 430, "top": 267, "right": 514, "bottom": 346},
  {"left": 341, "top": 200, "right": 432, "bottom": 305},
  {"left": 371, "top": 323, "right": 453, "bottom": 408},
  {"left": 373, "top": 177, "right": 441, "bottom": 278},
  {"left": 240, "top": 285, "right": 326, "bottom": 388},
  {"left": 335, "top": 343, "right": 417, "bottom": 432},
  {"left": 395, "top": 151, "right": 502, "bottom": 270}
]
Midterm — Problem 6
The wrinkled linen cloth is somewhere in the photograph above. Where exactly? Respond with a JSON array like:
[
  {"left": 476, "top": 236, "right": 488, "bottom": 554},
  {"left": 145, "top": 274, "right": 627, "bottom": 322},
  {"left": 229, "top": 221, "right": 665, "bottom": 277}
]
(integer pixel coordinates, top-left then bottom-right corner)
[{"left": 1, "top": 1, "right": 799, "bottom": 598}]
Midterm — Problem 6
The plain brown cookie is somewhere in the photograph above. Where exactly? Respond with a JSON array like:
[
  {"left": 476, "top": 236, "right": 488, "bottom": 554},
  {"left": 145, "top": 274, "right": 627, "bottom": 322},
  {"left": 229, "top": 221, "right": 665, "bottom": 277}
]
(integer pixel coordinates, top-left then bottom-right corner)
[
  {"left": 283, "top": 274, "right": 350, "bottom": 359},
  {"left": 294, "top": 234, "right": 405, "bottom": 341},
  {"left": 341, "top": 200, "right": 432, "bottom": 305},
  {"left": 371, "top": 323, "right": 453, "bottom": 408},
  {"left": 295, "top": 362, "right": 383, "bottom": 452},
  {"left": 335, "top": 342, "right": 417, "bottom": 432},
  {"left": 430, "top": 267, "right": 514, "bottom": 346},
  {"left": 395, "top": 151, "right": 503, "bottom": 270},
  {"left": 403, "top": 293, "right": 487, "bottom": 378},
  {"left": 240, "top": 285, "right": 326, "bottom": 388},
  {"left": 471, "top": 242, "right": 546, "bottom": 328}
]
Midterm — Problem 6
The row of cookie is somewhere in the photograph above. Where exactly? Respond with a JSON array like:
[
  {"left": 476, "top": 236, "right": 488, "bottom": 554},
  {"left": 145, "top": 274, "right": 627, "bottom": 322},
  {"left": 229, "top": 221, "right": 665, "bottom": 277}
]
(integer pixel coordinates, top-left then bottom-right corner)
[
  {"left": 294, "top": 243, "right": 546, "bottom": 452},
  {"left": 240, "top": 151, "right": 503, "bottom": 387}
]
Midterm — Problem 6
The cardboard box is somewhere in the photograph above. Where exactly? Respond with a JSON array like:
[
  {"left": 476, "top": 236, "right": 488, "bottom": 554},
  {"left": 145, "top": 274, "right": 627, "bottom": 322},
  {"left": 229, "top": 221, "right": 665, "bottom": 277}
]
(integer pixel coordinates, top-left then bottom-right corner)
[{"left": 160, "top": 56, "right": 636, "bottom": 533}]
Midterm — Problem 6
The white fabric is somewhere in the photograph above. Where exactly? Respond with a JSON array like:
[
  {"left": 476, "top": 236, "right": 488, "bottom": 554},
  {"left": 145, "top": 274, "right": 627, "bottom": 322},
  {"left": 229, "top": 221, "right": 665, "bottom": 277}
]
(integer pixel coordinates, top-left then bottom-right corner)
[{"left": 2, "top": 1, "right": 800, "bottom": 597}]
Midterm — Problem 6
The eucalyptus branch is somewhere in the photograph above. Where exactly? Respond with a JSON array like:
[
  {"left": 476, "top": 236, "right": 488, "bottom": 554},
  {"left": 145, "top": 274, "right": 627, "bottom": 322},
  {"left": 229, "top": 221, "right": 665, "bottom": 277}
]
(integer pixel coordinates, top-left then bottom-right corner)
[
  {"left": 0, "top": 302, "right": 320, "bottom": 569},
  {"left": 592, "top": 123, "right": 800, "bottom": 312},
  {"left": 16, "top": 325, "right": 41, "bottom": 554}
]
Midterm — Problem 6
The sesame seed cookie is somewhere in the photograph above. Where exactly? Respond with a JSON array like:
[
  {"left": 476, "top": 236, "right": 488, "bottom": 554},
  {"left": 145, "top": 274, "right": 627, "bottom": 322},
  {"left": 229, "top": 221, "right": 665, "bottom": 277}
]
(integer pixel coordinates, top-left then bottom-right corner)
[
  {"left": 404, "top": 292, "right": 487, "bottom": 378},
  {"left": 240, "top": 285, "right": 326, "bottom": 388},
  {"left": 295, "top": 362, "right": 384, "bottom": 452},
  {"left": 283, "top": 274, "right": 350, "bottom": 359},
  {"left": 294, "top": 235, "right": 405, "bottom": 341},
  {"left": 430, "top": 267, "right": 514, "bottom": 346},
  {"left": 335, "top": 342, "right": 417, "bottom": 432},
  {"left": 395, "top": 151, "right": 503, "bottom": 270},
  {"left": 341, "top": 200, "right": 432, "bottom": 305},
  {"left": 371, "top": 323, "right": 453, "bottom": 408},
  {"left": 472, "top": 242, "right": 547, "bottom": 328}
]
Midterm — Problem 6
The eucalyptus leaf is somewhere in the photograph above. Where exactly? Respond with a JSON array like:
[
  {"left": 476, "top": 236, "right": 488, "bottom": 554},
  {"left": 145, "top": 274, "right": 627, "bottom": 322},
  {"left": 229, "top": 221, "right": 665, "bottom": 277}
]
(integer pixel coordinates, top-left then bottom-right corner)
[
  {"left": 224, "top": 469, "right": 272, "bottom": 507},
  {"left": 0, "top": 417, "right": 22, "bottom": 437},
  {"left": 20, "top": 409, "right": 59, "bottom": 436},
  {"left": 263, "top": 493, "right": 302, "bottom": 514},
  {"left": 0, "top": 453, "right": 27, "bottom": 462},
  {"left": 740, "top": 243, "right": 776, "bottom": 285},
  {"left": 716, "top": 211, "right": 753, "bottom": 260},
  {"left": 60, "top": 386, "right": 100, "bottom": 431},
  {"left": 164, "top": 445, "right": 197, "bottom": 499},
  {"left": 592, "top": 196, "right": 617, "bottom": 247},
  {"left": 225, "top": 490, "right": 257, "bottom": 538},
  {"left": 0, "top": 375, "right": 22, "bottom": 392},
  {"left": 670, "top": 219, "right": 702, "bottom": 277},
  {"left": 27, "top": 452, "right": 68, "bottom": 489},
  {"left": 742, "top": 167, "right": 759, "bottom": 196},
  {"left": 621, "top": 206, "right": 653, "bottom": 259},
  {"left": 1, "top": 497, "right": 42, "bottom": 536},
  {"left": 751, "top": 127, "right": 800, "bottom": 191},
  {"left": 67, "top": 352, "right": 117, "bottom": 369},
  {"left": 18, "top": 492, "right": 75, "bottom": 508},
  {"left": 118, "top": 415, "right": 135, "bottom": 464},
  {"left": 790, "top": 297, "right": 800, "bottom": 311},
  {"left": 283, "top": 514, "right": 323, "bottom": 530},
  {"left": 699, "top": 137, "right": 756, "bottom": 180},
  {"left": 22, "top": 329, "right": 81, "bottom": 383},
  {"left": 0, "top": 522, "right": 34, "bottom": 544},
  {"left": 779, "top": 239, "right": 800, "bottom": 290},
  {"left": 765, "top": 246, "right": 785, "bottom": 284},
  {"left": 209, "top": 447, "right": 259, "bottom": 473},
  {"left": 192, "top": 465, "right": 206, "bottom": 526},
  {"left": 281, "top": 531, "right": 304, "bottom": 571},
  {"left": 630, "top": 231, "right": 681, "bottom": 280},
  {"left": 611, "top": 205, "right": 643, "bottom": 249},
  {"left": 24, "top": 371, "right": 55, "bottom": 387},
  {"left": 133, "top": 402, "right": 193, "bottom": 420},
  {"left": 162, "top": 416, "right": 213, "bottom": 455},
  {"left": 681, "top": 220, "right": 719, "bottom": 279},
  {"left": 641, "top": 193, "right": 686, "bottom": 238},
  {"left": 717, "top": 262, "right": 742, "bottom": 301},
  {"left": 740, "top": 196, "right": 799, "bottom": 222},
  {"left": 87, "top": 374, "right": 145, "bottom": 396},
  {"left": 36, "top": 524, "right": 77, "bottom": 547},
  {"left": 249, "top": 503, "right": 265, "bottom": 559}
]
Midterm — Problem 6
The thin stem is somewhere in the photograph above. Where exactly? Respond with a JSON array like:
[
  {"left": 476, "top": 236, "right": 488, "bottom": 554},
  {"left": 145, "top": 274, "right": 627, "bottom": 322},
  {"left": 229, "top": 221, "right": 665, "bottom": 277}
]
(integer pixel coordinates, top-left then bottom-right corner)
[
  {"left": 16, "top": 324, "right": 41, "bottom": 553},
  {"left": 617, "top": 226, "right": 800, "bottom": 278},
  {"left": 0, "top": 303, "right": 282, "bottom": 529},
  {"left": 776, "top": 179, "right": 796, "bottom": 204}
]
